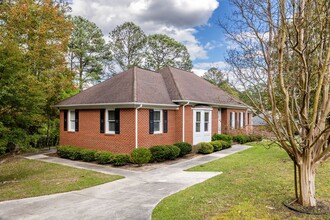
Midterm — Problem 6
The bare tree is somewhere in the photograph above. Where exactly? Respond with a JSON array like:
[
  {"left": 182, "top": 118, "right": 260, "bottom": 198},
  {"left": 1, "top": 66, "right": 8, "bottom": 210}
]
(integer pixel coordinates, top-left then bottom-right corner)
[{"left": 220, "top": 0, "right": 330, "bottom": 207}]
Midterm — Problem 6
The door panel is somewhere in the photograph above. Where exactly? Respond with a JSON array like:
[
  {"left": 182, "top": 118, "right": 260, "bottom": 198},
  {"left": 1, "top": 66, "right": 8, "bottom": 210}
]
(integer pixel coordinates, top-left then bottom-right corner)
[{"left": 193, "top": 109, "right": 212, "bottom": 144}]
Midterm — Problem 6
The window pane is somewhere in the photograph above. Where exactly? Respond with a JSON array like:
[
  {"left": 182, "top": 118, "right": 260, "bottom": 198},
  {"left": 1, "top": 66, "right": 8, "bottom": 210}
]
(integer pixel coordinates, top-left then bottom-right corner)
[
  {"left": 204, "top": 112, "right": 209, "bottom": 122},
  {"left": 108, "top": 111, "right": 115, "bottom": 120},
  {"left": 154, "top": 122, "right": 160, "bottom": 132},
  {"left": 196, "top": 122, "right": 200, "bottom": 132},
  {"left": 204, "top": 122, "right": 209, "bottom": 132},
  {"left": 70, "top": 111, "right": 75, "bottom": 119},
  {"left": 109, "top": 122, "right": 115, "bottom": 131},
  {"left": 196, "top": 112, "right": 201, "bottom": 121},
  {"left": 70, "top": 121, "right": 75, "bottom": 130},
  {"left": 154, "top": 111, "right": 160, "bottom": 120}
]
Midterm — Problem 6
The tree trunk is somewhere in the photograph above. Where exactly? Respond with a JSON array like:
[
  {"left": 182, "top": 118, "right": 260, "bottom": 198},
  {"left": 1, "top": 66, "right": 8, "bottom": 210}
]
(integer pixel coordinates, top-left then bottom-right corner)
[{"left": 298, "top": 153, "right": 316, "bottom": 207}]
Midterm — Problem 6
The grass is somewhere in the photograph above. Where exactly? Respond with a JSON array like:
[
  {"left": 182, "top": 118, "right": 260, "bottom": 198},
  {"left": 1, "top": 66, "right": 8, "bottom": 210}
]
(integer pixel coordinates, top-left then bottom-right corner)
[
  {"left": 152, "top": 141, "right": 330, "bottom": 220},
  {"left": 0, "top": 157, "right": 123, "bottom": 201}
]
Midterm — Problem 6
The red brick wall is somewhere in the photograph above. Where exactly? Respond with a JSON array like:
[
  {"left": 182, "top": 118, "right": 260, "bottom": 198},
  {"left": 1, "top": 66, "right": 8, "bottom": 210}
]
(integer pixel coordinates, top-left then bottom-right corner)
[
  {"left": 183, "top": 106, "right": 193, "bottom": 144},
  {"left": 212, "top": 107, "right": 218, "bottom": 135},
  {"left": 60, "top": 109, "right": 136, "bottom": 154},
  {"left": 220, "top": 108, "right": 253, "bottom": 134}
]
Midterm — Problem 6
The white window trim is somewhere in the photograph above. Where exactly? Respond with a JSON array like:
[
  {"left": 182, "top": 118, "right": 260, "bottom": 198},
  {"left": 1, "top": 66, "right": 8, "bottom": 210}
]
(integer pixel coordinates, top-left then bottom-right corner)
[
  {"left": 153, "top": 109, "right": 163, "bottom": 134},
  {"left": 204, "top": 111, "right": 210, "bottom": 132},
  {"left": 239, "top": 112, "right": 244, "bottom": 128},
  {"left": 68, "top": 110, "right": 75, "bottom": 132},
  {"left": 105, "top": 109, "right": 115, "bottom": 134},
  {"left": 195, "top": 111, "right": 201, "bottom": 133},
  {"left": 230, "top": 112, "right": 235, "bottom": 129}
]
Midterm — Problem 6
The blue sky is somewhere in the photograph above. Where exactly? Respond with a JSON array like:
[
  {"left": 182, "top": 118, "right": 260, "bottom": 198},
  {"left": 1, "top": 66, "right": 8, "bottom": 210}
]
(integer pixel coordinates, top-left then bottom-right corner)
[{"left": 71, "top": 0, "right": 234, "bottom": 76}]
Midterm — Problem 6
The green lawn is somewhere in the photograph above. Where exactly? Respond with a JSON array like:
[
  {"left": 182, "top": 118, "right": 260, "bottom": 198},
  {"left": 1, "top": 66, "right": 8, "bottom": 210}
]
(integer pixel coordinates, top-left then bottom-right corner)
[
  {"left": 0, "top": 157, "right": 123, "bottom": 201},
  {"left": 152, "top": 141, "right": 330, "bottom": 220}
]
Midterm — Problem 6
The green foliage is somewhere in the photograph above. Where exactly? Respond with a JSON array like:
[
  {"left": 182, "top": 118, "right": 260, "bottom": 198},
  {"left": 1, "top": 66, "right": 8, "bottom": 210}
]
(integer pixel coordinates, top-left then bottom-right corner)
[
  {"left": 150, "top": 145, "right": 170, "bottom": 162},
  {"left": 233, "top": 134, "right": 250, "bottom": 144},
  {"left": 174, "top": 142, "right": 192, "bottom": 157},
  {"left": 212, "top": 133, "right": 233, "bottom": 143},
  {"left": 80, "top": 149, "right": 97, "bottom": 162},
  {"left": 130, "top": 148, "right": 152, "bottom": 165},
  {"left": 108, "top": 22, "right": 146, "bottom": 70},
  {"left": 167, "top": 145, "right": 180, "bottom": 160},
  {"left": 144, "top": 34, "right": 192, "bottom": 71},
  {"left": 95, "top": 151, "right": 114, "bottom": 164},
  {"left": 209, "top": 141, "right": 223, "bottom": 151},
  {"left": 57, "top": 145, "right": 82, "bottom": 160},
  {"left": 197, "top": 142, "right": 214, "bottom": 154},
  {"left": 112, "top": 154, "right": 130, "bottom": 166},
  {"left": 249, "top": 134, "right": 263, "bottom": 142},
  {"left": 220, "top": 140, "right": 232, "bottom": 149}
]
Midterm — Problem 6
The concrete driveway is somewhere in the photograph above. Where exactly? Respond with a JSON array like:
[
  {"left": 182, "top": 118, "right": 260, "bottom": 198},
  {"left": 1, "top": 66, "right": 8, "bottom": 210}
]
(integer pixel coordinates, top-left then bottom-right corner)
[{"left": 0, "top": 145, "right": 250, "bottom": 220}]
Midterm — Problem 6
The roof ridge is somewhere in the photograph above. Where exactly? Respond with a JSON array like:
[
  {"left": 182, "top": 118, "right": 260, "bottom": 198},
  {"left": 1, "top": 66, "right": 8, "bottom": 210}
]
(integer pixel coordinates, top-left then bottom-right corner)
[
  {"left": 166, "top": 66, "right": 184, "bottom": 100},
  {"left": 133, "top": 67, "right": 137, "bottom": 102}
]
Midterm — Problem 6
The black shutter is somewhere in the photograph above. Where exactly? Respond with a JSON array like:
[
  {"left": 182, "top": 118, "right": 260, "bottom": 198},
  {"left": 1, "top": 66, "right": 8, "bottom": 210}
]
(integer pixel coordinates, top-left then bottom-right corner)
[
  {"left": 149, "top": 109, "right": 154, "bottom": 134},
  {"left": 75, "top": 110, "right": 79, "bottom": 132},
  {"left": 163, "top": 110, "right": 168, "bottom": 133},
  {"left": 63, "top": 110, "right": 68, "bottom": 131},
  {"left": 100, "top": 109, "right": 105, "bottom": 133},
  {"left": 115, "top": 109, "right": 120, "bottom": 134}
]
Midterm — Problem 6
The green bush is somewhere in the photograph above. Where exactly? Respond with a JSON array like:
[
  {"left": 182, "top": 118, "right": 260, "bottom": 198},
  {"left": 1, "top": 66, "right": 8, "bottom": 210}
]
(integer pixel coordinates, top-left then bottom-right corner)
[
  {"left": 131, "top": 148, "right": 152, "bottom": 165},
  {"left": 233, "top": 134, "right": 250, "bottom": 144},
  {"left": 80, "top": 149, "right": 97, "bottom": 162},
  {"left": 95, "top": 151, "right": 114, "bottom": 164},
  {"left": 112, "top": 154, "right": 130, "bottom": 166},
  {"left": 249, "top": 134, "right": 263, "bottom": 142},
  {"left": 167, "top": 145, "right": 180, "bottom": 160},
  {"left": 212, "top": 133, "right": 233, "bottom": 142},
  {"left": 57, "top": 145, "right": 82, "bottom": 160},
  {"left": 210, "top": 141, "right": 222, "bottom": 151},
  {"left": 197, "top": 142, "right": 214, "bottom": 154},
  {"left": 150, "top": 145, "right": 171, "bottom": 162},
  {"left": 219, "top": 140, "right": 232, "bottom": 149},
  {"left": 174, "top": 142, "right": 192, "bottom": 157}
]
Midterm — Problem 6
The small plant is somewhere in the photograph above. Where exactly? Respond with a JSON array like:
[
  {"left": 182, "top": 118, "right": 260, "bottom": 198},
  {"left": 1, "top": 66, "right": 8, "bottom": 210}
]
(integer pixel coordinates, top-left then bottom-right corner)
[
  {"left": 80, "top": 149, "right": 97, "bottom": 162},
  {"left": 95, "top": 151, "right": 114, "bottom": 164},
  {"left": 174, "top": 142, "right": 192, "bottom": 157},
  {"left": 197, "top": 142, "right": 214, "bottom": 154},
  {"left": 210, "top": 141, "right": 222, "bottom": 151},
  {"left": 131, "top": 148, "right": 152, "bottom": 165},
  {"left": 220, "top": 140, "right": 232, "bottom": 149},
  {"left": 57, "top": 145, "right": 82, "bottom": 160},
  {"left": 112, "top": 154, "right": 130, "bottom": 166},
  {"left": 150, "top": 145, "right": 170, "bottom": 162},
  {"left": 212, "top": 133, "right": 233, "bottom": 142},
  {"left": 167, "top": 145, "right": 180, "bottom": 160},
  {"left": 233, "top": 134, "right": 250, "bottom": 144},
  {"left": 249, "top": 134, "right": 263, "bottom": 142}
]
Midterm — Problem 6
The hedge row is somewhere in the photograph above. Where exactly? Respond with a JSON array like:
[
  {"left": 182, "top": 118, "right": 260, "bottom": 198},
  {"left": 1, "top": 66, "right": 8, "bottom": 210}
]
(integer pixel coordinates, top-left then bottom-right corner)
[
  {"left": 57, "top": 142, "right": 193, "bottom": 166},
  {"left": 197, "top": 139, "right": 232, "bottom": 154},
  {"left": 212, "top": 133, "right": 262, "bottom": 144}
]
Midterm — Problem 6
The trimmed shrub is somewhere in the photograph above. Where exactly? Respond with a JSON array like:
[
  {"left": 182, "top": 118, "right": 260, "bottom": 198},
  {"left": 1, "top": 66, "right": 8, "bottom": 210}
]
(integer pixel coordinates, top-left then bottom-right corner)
[
  {"left": 112, "top": 154, "right": 130, "bottom": 166},
  {"left": 167, "top": 145, "right": 180, "bottom": 160},
  {"left": 212, "top": 133, "right": 233, "bottom": 142},
  {"left": 149, "top": 145, "right": 170, "bottom": 162},
  {"left": 197, "top": 142, "right": 214, "bottom": 154},
  {"left": 174, "top": 142, "right": 192, "bottom": 157},
  {"left": 249, "top": 134, "right": 263, "bottom": 142},
  {"left": 233, "top": 134, "right": 250, "bottom": 144},
  {"left": 57, "top": 145, "right": 82, "bottom": 160},
  {"left": 131, "top": 148, "right": 152, "bottom": 165},
  {"left": 95, "top": 151, "right": 114, "bottom": 164},
  {"left": 210, "top": 141, "right": 222, "bottom": 151},
  {"left": 220, "top": 140, "right": 232, "bottom": 149},
  {"left": 80, "top": 149, "right": 97, "bottom": 162}
]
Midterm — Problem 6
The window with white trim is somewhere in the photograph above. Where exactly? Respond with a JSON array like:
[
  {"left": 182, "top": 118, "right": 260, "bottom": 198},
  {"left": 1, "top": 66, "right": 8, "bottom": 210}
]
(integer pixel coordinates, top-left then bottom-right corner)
[
  {"left": 195, "top": 111, "right": 201, "bottom": 132},
  {"left": 68, "top": 110, "right": 75, "bottom": 131},
  {"left": 239, "top": 112, "right": 244, "bottom": 128},
  {"left": 153, "top": 110, "right": 162, "bottom": 133},
  {"left": 230, "top": 112, "right": 235, "bottom": 129},
  {"left": 106, "top": 110, "right": 115, "bottom": 134},
  {"left": 204, "top": 112, "right": 209, "bottom": 132}
]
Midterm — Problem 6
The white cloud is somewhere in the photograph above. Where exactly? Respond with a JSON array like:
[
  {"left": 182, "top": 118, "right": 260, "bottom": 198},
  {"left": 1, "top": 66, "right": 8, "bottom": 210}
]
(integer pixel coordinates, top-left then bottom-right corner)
[
  {"left": 71, "top": 0, "right": 219, "bottom": 61},
  {"left": 192, "top": 68, "right": 207, "bottom": 77},
  {"left": 194, "top": 61, "right": 229, "bottom": 70}
]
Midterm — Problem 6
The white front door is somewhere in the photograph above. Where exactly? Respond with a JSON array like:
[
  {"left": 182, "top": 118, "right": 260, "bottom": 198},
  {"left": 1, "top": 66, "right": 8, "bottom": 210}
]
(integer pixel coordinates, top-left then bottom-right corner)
[
  {"left": 193, "top": 108, "right": 212, "bottom": 144},
  {"left": 218, "top": 109, "right": 222, "bottom": 133}
]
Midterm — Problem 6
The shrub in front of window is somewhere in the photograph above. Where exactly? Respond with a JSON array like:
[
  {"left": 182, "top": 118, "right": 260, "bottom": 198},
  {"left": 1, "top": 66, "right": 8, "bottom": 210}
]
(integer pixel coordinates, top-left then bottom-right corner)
[
  {"left": 167, "top": 145, "right": 180, "bottom": 160},
  {"left": 212, "top": 133, "right": 233, "bottom": 143},
  {"left": 112, "top": 154, "right": 130, "bottom": 166},
  {"left": 95, "top": 151, "right": 114, "bottom": 164},
  {"left": 233, "top": 134, "right": 250, "bottom": 144},
  {"left": 209, "top": 141, "right": 222, "bottom": 151},
  {"left": 249, "top": 134, "right": 263, "bottom": 142},
  {"left": 174, "top": 142, "right": 192, "bottom": 157},
  {"left": 80, "top": 149, "right": 97, "bottom": 162},
  {"left": 197, "top": 142, "right": 214, "bottom": 154},
  {"left": 57, "top": 145, "right": 83, "bottom": 160},
  {"left": 149, "top": 145, "right": 170, "bottom": 162},
  {"left": 130, "top": 148, "right": 152, "bottom": 165}
]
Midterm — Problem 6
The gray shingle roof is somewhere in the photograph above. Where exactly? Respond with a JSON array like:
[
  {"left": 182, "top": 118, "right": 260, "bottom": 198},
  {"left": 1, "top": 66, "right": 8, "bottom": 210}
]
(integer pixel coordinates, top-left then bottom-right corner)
[{"left": 56, "top": 66, "right": 247, "bottom": 108}]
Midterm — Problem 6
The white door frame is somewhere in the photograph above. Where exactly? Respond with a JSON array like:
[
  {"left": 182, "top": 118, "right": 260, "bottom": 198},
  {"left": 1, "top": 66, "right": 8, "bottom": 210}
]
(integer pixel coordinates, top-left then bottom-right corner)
[
  {"left": 193, "top": 107, "right": 212, "bottom": 145},
  {"left": 218, "top": 109, "right": 222, "bottom": 134}
]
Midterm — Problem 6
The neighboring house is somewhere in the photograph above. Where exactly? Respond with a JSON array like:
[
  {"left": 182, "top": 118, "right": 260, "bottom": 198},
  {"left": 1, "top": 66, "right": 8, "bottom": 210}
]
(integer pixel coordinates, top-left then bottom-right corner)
[
  {"left": 56, "top": 66, "right": 253, "bottom": 153},
  {"left": 252, "top": 113, "right": 267, "bottom": 126}
]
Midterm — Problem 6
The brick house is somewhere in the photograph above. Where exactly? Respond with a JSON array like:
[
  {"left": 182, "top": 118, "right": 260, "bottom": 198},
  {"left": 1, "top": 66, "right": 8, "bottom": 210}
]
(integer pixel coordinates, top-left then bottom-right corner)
[{"left": 56, "top": 66, "right": 252, "bottom": 153}]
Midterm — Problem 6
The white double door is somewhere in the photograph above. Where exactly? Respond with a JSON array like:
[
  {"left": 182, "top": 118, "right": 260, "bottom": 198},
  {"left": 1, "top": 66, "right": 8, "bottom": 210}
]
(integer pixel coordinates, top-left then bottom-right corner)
[{"left": 193, "top": 108, "right": 212, "bottom": 145}]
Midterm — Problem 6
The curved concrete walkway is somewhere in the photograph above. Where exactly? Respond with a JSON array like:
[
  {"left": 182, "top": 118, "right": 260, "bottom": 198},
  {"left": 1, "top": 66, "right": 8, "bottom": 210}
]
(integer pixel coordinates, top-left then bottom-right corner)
[{"left": 0, "top": 145, "right": 250, "bottom": 220}]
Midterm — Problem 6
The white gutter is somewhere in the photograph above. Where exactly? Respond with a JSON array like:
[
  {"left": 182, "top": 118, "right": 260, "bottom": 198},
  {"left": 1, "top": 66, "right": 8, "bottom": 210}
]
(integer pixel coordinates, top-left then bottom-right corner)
[
  {"left": 172, "top": 100, "right": 248, "bottom": 109},
  {"left": 182, "top": 101, "right": 190, "bottom": 142},
  {"left": 54, "top": 102, "right": 179, "bottom": 109},
  {"left": 135, "top": 104, "right": 143, "bottom": 148}
]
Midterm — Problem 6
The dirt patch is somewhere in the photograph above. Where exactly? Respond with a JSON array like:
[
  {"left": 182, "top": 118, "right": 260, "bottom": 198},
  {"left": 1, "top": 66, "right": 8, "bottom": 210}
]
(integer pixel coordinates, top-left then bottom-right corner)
[
  {"left": 0, "top": 154, "right": 23, "bottom": 164},
  {"left": 284, "top": 199, "right": 330, "bottom": 215}
]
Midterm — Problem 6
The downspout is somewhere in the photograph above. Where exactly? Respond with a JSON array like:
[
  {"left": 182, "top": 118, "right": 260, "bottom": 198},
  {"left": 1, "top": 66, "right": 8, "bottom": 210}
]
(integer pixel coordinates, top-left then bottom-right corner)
[
  {"left": 135, "top": 104, "right": 143, "bottom": 148},
  {"left": 182, "top": 102, "right": 190, "bottom": 142}
]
